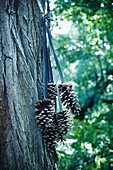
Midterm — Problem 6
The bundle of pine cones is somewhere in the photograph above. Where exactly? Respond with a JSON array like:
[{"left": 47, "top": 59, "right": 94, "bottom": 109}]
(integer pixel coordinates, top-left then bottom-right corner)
[
  {"left": 36, "top": 15, "right": 81, "bottom": 153},
  {"left": 35, "top": 83, "right": 80, "bottom": 152}
]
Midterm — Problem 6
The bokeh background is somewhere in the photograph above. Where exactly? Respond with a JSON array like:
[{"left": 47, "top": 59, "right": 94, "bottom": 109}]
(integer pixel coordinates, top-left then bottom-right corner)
[{"left": 49, "top": 0, "right": 113, "bottom": 169}]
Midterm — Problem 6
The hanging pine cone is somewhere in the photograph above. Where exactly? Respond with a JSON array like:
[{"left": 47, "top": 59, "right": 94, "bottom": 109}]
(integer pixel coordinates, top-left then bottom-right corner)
[
  {"left": 43, "top": 122, "right": 58, "bottom": 152},
  {"left": 42, "top": 83, "right": 57, "bottom": 102},
  {"left": 35, "top": 99, "right": 54, "bottom": 123},
  {"left": 53, "top": 110, "right": 72, "bottom": 143},
  {"left": 48, "top": 83, "right": 57, "bottom": 101},
  {"left": 35, "top": 99, "right": 58, "bottom": 152},
  {"left": 59, "top": 83, "right": 81, "bottom": 118}
]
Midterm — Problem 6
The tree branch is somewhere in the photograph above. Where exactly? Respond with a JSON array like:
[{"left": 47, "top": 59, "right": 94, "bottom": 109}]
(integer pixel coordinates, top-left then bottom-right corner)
[
  {"left": 106, "top": 68, "right": 113, "bottom": 75},
  {"left": 68, "top": 153, "right": 113, "bottom": 170},
  {"left": 68, "top": 157, "right": 95, "bottom": 170},
  {"left": 78, "top": 79, "right": 112, "bottom": 120},
  {"left": 102, "top": 99, "right": 113, "bottom": 104}
]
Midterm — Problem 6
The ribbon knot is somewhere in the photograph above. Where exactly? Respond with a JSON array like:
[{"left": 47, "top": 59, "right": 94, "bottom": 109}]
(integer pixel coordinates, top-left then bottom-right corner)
[
  {"left": 40, "top": 15, "right": 54, "bottom": 23},
  {"left": 40, "top": 17, "right": 46, "bottom": 23}
]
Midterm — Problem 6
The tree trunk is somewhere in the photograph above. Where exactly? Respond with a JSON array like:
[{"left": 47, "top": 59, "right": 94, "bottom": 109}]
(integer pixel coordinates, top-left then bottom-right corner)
[{"left": 0, "top": 0, "right": 57, "bottom": 169}]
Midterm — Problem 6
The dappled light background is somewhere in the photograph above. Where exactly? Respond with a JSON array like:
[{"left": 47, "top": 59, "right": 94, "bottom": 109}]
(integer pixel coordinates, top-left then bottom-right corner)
[{"left": 49, "top": 0, "right": 113, "bottom": 169}]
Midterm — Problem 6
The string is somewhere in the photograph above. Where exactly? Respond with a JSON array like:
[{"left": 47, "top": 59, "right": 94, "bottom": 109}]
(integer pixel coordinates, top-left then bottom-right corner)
[
  {"left": 46, "top": 49, "right": 50, "bottom": 82},
  {"left": 41, "top": 16, "right": 64, "bottom": 110},
  {"left": 42, "top": 17, "right": 48, "bottom": 99},
  {"left": 47, "top": 50, "right": 54, "bottom": 83},
  {"left": 46, "top": 25, "right": 64, "bottom": 83},
  {"left": 49, "top": 46, "right": 57, "bottom": 112},
  {"left": 50, "top": 53, "right": 63, "bottom": 111}
]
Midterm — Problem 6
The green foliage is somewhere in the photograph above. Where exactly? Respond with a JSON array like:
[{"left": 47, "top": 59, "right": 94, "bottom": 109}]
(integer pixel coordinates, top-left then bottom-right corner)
[
  {"left": 57, "top": 104, "right": 113, "bottom": 169},
  {"left": 50, "top": 0, "right": 113, "bottom": 169}
]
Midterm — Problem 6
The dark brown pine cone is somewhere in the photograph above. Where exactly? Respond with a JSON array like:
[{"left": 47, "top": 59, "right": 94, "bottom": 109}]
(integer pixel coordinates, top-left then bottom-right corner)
[
  {"left": 59, "top": 83, "right": 81, "bottom": 118},
  {"left": 53, "top": 110, "right": 72, "bottom": 143},
  {"left": 42, "top": 83, "right": 57, "bottom": 102},
  {"left": 35, "top": 99, "right": 59, "bottom": 152},
  {"left": 35, "top": 99, "right": 54, "bottom": 125}
]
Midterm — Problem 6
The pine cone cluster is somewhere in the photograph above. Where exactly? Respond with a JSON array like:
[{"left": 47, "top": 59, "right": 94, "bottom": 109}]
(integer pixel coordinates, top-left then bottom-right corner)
[
  {"left": 59, "top": 83, "right": 81, "bottom": 118},
  {"left": 39, "top": 17, "right": 81, "bottom": 155},
  {"left": 35, "top": 82, "right": 80, "bottom": 152},
  {"left": 35, "top": 99, "right": 72, "bottom": 152}
]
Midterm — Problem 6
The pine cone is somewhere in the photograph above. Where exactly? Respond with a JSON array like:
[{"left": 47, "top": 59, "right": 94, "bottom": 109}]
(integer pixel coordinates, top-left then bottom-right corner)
[
  {"left": 42, "top": 83, "right": 57, "bottom": 102},
  {"left": 53, "top": 110, "right": 72, "bottom": 143},
  {"left": 35, "top": 99, "right": 57, "bottom": 152},
  {"left": 59, "top": 83, "right": 81, "bottom": 118}
]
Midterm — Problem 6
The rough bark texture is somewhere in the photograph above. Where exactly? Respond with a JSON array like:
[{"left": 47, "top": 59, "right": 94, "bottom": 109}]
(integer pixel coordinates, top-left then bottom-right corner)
[{"left": 0, "top": 0, "right": 56, "bottom": 169}]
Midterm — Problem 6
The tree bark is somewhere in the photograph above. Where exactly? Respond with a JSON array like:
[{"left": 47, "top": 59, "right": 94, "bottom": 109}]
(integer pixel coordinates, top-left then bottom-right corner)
[{"left": 0, "top": 0, "right": 57, "bottom": 169}]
